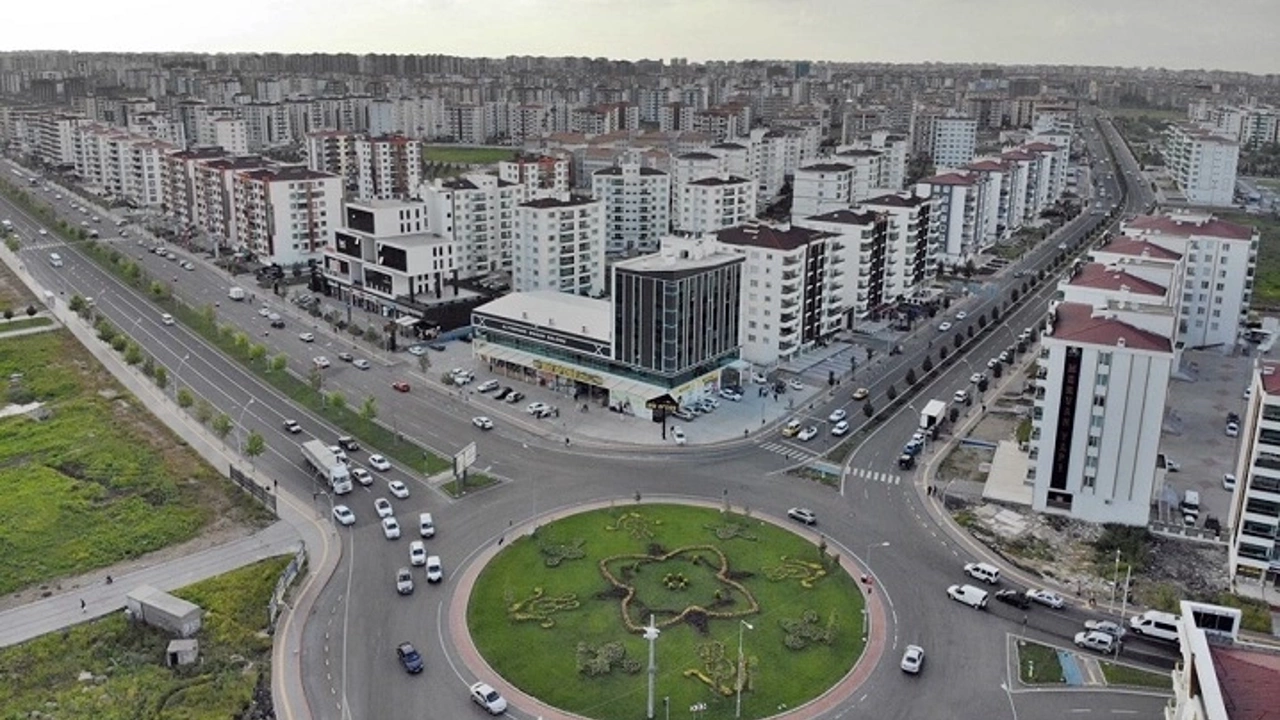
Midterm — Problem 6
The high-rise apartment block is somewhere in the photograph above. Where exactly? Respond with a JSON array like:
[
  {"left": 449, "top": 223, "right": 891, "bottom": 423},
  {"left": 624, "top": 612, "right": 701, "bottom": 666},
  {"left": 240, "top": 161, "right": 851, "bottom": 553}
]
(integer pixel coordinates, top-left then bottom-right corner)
[
  {"left": 1163, "top": 124, "right": 1240, "bottom": 207},
  {"left": 591, "top": 160, "right": 671, "bottom": 256},
  {"left": 420, "top": 174, "right": 526, "bottom": 279},
  {"left": 931, "top": 115, "right": 978, "bottom": 169},
  {"left": 232, "top": 165, "right": 343, "bottom": 267},
  {"left": 511, "top": 194, "right": 605, "bottom": 296},
  {"left": 354, "top": 135, "right": 422, "bottom": 201}
]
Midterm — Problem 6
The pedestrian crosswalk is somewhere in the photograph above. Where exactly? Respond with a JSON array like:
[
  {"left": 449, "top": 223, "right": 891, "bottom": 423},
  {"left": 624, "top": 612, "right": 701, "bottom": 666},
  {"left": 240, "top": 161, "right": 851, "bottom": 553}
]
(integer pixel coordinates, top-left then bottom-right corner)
[
  {"left": 848, "top": 466, "right": 901, "bottom": 485},
  {"left": 758, "top": 442, "right": 816, "bottom": 462}
]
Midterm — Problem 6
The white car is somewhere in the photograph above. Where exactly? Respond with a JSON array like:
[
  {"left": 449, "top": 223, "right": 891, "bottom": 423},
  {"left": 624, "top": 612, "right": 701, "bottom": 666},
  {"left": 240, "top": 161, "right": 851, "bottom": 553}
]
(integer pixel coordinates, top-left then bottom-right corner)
[
  {"left": 797, "top": 426, "right": 818, "bottom": 442},
  {"left": 426, "top": 555, "right": 443, "bottom": 583},
  {"left": 328, "top": 446, "right": 349, "bottom": 464},
  {"left": 395, "top": 567, "right": 414, "bottom": 595},
  {"left": 353, "top": 359, "right": 371, "bottom": 370},
  {"left": 1027, "top": 588, "right": 1065, "bottom": 609},
  {"left": 1226, "top": 422, "right": 1240, "bottom": 438},
  {"left": 900, "top": 644, "right": 925, "bottom": 674},
  {"left": 470, "top": 682, "right": 507, "bottom": 715},
  {"left": 37, "top": 228, "right": 47, "bottom": 236},
  {"left": 374, "top": 498, "right": 394, "bottom": 518},
  {"left": 388, "top": 480, "right": 410, "bottom": 499},
  {"left": 369, "top": 454, "right": 392, "bottom": 472},
  {"left": 828, "top": 408, "right": 848, "bottom": 423},
  {"left": 332, "top": 505, "right": 355, "bottom": 526},
  {"left": 671, "top": 427, "right": 687, "bottom": 445},
  {"left": 955, "top": 311, "right": 968, "bottom": 321},
  {"left": 409, "top": 540, "right": 427, "bottom": 566},
  {"left": 787, "top": 507, "right": 817, "bottom": 525},
  {"left": 938, "top": 321, "right": 953, "bottom": 332},
  {"left": 1084, "top": 619, "right": 1128, "bottom": 639},
  {"left": 527, "top": 401, "right": 550, "bottom": 415},
  {"left": 313, "top": 356, "right": 331, "bottom": 369},
  {"left": 1223, "top": 473, "right": 1237, "bottom": 490},
  {"left": 258, "top": 307, "right": 270, "bottom": 317},
  {"left": 970, "top": 372, "right": 985, "bottom": 384},
  {"left": 472, "top": 416, "right": 494, "bottom": 430},
  {"left": 787, "top": 379, "right": 804, "bottom": 392},
  {"left": 283, "top": 419, "right": 302, "bottom": 434},
  {"left": 831, "top": 420, "right": 850, "bottom": 436},
  {"left": 752, "top": 372, "right": 768, "bottom": 385},
  {"left": 1074, "top": 630, "right": 1117, "bottom": 653},
  {"left": 477, "top": 379, "right": 499, "bottom": 393},
  {"left": 987, "top": 357, "right": 1000, "bottom": 369},
  {"left": 351, "top": 467, "right": 372, "bottom": 486},
  {"left": 719, "top": 387, "right": 743, "bottom": 401},
  {"left": 381, "top": 516, "right": 401, "bottom": 540},
  {"left": 161, "top": 313, "right": 174, "bottom": 326},
  {"left": 299, "top": 332, "right": 315, "bottom": 343}
]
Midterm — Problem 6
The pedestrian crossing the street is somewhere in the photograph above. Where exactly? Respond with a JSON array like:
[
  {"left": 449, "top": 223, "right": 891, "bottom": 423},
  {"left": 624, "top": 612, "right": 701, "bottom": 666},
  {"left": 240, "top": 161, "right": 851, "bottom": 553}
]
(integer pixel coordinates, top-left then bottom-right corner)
[
  {"left": 758, "top": 442, "right": 816, "bottom": 462},
  {"left": 848, "top": 467, "right": 901, "bottom": 485}
]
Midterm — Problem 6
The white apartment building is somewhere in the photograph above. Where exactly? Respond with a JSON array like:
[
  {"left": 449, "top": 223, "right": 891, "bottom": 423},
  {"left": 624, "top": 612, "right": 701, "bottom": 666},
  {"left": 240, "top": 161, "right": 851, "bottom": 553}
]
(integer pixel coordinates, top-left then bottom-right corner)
[
  {"left": 190, "top": 156, "right": 274, "bottom": 250},
  {"left": 498, "top": 155, "right": 570, "bottom": 200},
  {"left": 931, "top": 115, "right": 977, "bottom": 170},
  {"left": 128, "top": 111, "right": 185, "bottom": 147},
  {"left": 231, "top": 165, "right": 342, "bottom": 266},
  {"left": 1021, "top": 141, "right": 1069, "bottom": 208},
  {"left": 591, "top": 161, "right": 671, "bottom": 256},
  {"left": 354, "top": 135, "right": 422, "bottom": 201},
  {"left": 306, "top": 130, "right": 359, "bottom": 189},
  {"left": 1228, "top": 360, "right": 1280, "bottom": 589},
  {"left": 671, "top": 151, "right": 728, "bottom": 189},
  {"left": 795, "top": 208, "right": 887, "bottom": 322},
  {"left": 999, "top": 149, "right": 1048, "bottom": 225},
  {"left": 1165, "top": 600, "right": 1275, "bottom": 720},
  {"left": 841, "top": 131, "right": 908, "bottom": 192},
  {"left": 421, "top": 174, "right": 525, "bottom": 279},
  {"left": 1164, "top": 124, "right": 1240, "bottom": 207},
  {"left": 322, "top": 198, "right": 456, "bottom": 319},
  {"left": 915, "top": 172, "right": 990, "bottom": 263},
  {"left": 1030, "top": 260, "right": 1179, "bottom": 526},
  {"left": 791, "top": 161, "right": 857, "bottom": 219},
  {"left": 212, "top": 117, "right": 249, "bottom": 155},
  {"left": 674, "top": 175, "right": 757, "bottom": 235},
  {"left": 161, "top": 146, "right": 232, "bottom": 232},
  {"left": 1123, "top": 212, "right": 1258, "bottom": 349},
  {"left": 73, "top": 123, "right": 175, "bottom": 207},
  {"left": 716, "top": 222, "right": 848, "bottom": 365},
  {"left": 241, "top": 102, "right": 293, "bottom": 151},
  {"left": 962, "top": 159, "right": 1014, "bottom": 245},
  {"left": 512, "top": 194, "right": 606, "bottom": 296},
  {"left": 35, "top": 113, "right": 86, "bottom": 167},
  {"left": 861, "top": 191, "right": 937, "bottom": 303}
]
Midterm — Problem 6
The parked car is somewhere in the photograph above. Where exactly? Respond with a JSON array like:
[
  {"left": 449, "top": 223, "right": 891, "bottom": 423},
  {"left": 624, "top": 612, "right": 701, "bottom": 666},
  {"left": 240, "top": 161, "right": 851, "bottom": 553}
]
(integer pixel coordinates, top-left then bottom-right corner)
[
  {"left": 337, "top": 352, "right": 354, "bottom": 362},
  {"left": 787, "top": 507, "right": 817, "bottom": 525},
  {"left": 1084, "top": 619, "right": 1128, "bottom": 639},
  {"left": 994, "top": 589, "right": 1031, "bottom": 609},
  {"left": 955, "top": 311, "right": 968, "bottom": 321},
  {"left": 477, "top": 380, "right": 499, "bottom": 393},
  {"left": 469, "top": 682, "right": 507, "bottom": 715},
  {"left": 970, "top": 372, "right": 985, "bottom": 384},
  {"left": 719, "top": 387, "right": 743, "bottom": 401},
  {"left": 312, "top": 356, "right": 331, "bottom": 369},
  {"left": 1074, "top": 630, "right": 1117, "bottom": 653},
  {"left": 787, "top": 379, "right": 804, "bottom": 392},
  {"left": 505, "top": 391, "right": 525, "bottom": 403},
  {"left": 938, "top": 321, "right": 953, "bottom": 332},
  {"left": 1026, "top": 589, "right": 1065, "bottom": 609},
  {"left": 1225, "top": 422, "right": 1239, "bottom": 438},
  {"left": 353, "top": 359, "right": 371, "bottom": 370},
  {"left": 671, "top": 427, "right": 687, "bottom": 445},
  {"left": 900, "top": 645, "right": 925, "bottom": 674},
  {"left": 1223, "top": 473, "right": 1237, "bottom": 490}
]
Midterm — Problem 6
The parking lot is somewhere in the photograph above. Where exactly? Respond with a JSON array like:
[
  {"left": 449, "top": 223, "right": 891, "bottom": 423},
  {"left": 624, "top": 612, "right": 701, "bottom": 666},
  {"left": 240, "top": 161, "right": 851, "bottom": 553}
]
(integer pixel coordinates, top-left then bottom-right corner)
[{"left": 1158, "top": 348, "right": 1256, "bottom": 527}]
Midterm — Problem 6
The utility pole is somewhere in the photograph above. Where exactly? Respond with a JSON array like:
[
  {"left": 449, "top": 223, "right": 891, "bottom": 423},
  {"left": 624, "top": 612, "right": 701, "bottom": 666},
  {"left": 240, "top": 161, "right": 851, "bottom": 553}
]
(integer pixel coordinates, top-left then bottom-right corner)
[{"left": 643, "top": 615, "right": 660, "bottom": 719}]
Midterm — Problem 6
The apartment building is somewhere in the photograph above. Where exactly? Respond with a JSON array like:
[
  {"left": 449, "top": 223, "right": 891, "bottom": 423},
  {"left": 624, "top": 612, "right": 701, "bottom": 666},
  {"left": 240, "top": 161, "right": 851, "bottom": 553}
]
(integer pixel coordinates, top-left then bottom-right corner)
[
  {"left": 306, "top": 130, "right": 359, "bottom": 189},
  {"left": 241, "top": 102, "right": 293, "bottom": 151},
  {"left": 931, "top": 115, "right": 978, "bottom": 170},
  {"left": 420, "top": 174, "right": 526, "bottom": 279},
  {"left": 212, "top": 117, "right": 249, "bottom": 155},
  {"left": 35, "top": 113, "right": 86, "bottom": 168},
  {"left": 161, "top": 146, "right": 232, "bottom": 231},
  {"left": 498, "top": 154, "right": 570, "bottom": 200},
  {"left": 794, "top": 209, "right": 888, "bottom": 324},
  {"left": 1163, "top": 124, "right": 1240, "bottom": 207},
  {"left": 322, "top": 199, "right": 455, "bottom": 318},
  {"left": 511, "top": 194, "right": 605, "bottom": 296},
  {"left": 232, "top": 165, "right": 343, "bottom": 266},
  {"left": 861, "top": 191, "right": 937, "bottom": 302},
  {"left": 1166, "top": 600, "right": 1276, "bottom": 720},
  {"left": 1229, "top": 360, "right": 1280, "bottom": 590},
  {"left": 674, "top": 175, "right": 757, "bottom": 235},
  {"left": 73, "top": 123, "right": 175, "bottom": 207},
  {"left": 190, "top": 155, "right": 274, "bottom": 250},
  {"left": 1030, "top": 256, "right": 1180, "bottom": 526},
  {"left": 591, "top": 161, "right": 671, "bottom": 256},
  {"left": 841, "top": 131, "right": 908, "bottom": 192},
  {"left": 354, "top": 135, "right": 422, "bottom": 201},
  {"left": 790, "top": 162, "right": 857, "bottom": 219},
  {"left": 915, "top": 172, "right": 991, "bottom": 263},
  {"left": 1122, "top": 212, "right": 1258, "bottom": 349},
  {"left": 716, "top": 222, "right": 847, "bottom": 365}
]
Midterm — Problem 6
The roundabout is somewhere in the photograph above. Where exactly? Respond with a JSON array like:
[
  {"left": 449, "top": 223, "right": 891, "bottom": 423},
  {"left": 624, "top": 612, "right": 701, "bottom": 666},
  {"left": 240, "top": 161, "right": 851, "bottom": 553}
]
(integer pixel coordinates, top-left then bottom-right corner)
[{"left": 451, "top": 499, "right": 888, "bottom": 720}]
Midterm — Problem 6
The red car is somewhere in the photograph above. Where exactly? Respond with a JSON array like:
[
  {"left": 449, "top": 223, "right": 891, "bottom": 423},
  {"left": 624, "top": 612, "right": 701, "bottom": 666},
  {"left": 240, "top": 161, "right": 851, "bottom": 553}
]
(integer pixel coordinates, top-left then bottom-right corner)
[{"left": 391, "top": 381, "right": 410, "bottom": 393}]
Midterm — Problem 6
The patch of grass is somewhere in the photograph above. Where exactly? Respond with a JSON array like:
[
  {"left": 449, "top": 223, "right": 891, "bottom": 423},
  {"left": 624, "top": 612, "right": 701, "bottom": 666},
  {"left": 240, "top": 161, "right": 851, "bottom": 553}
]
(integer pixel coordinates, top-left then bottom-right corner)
[
  {"left": 1209, "top": 593, "right": 1274, "bottom": 633},
  {"left": 469, "top": 504, "right": 865, "bottom": 720},
  {"left": 1016, "top": 640, "right": 1065, "bottom": 685},
  {"left": 422, "top": 146, "right": 516, "bottom": 165},
  {"left": 0, "top": 555, "right": 290, "bottom": 719},
  {"left": 441, "top": 472, "right": 500, "bottom": 497},
  {"left": 1254, "top": 178, "right": 1280, "bottom": 191},
  {"left": 1216, "top": 211, "right": 1280, "bottom": 305},
  {"left": 1091, "top": 525, "right": 1153, "bottom": 571},
  {"left": 1099, "top": 660, "right": 1171, "bottom": 689},
  {"left": 786, "top": 467, "right": 840, "bottom": 487},
  {"left": 0, "top": 254, "right": 38, "bottom": 314},
  {"left": 0, "top": 331, "right": 273, "bottom": 595},
  {"left": 0, "top": 315, "right": 52, "bottom": 333}
]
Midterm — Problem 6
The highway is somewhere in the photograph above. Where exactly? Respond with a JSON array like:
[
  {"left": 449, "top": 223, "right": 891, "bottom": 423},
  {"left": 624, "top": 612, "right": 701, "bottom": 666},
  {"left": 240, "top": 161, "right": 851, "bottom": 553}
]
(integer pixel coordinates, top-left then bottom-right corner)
[{"left": 0, "top": 109, "right": 1173, "bottom": 720}]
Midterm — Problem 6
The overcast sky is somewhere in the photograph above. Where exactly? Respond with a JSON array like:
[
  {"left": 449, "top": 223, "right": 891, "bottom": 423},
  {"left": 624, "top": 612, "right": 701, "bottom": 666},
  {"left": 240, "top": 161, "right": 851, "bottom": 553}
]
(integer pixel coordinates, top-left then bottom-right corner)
[{"left": 8, "top": 0, "right": 1278, "bottom": 74}]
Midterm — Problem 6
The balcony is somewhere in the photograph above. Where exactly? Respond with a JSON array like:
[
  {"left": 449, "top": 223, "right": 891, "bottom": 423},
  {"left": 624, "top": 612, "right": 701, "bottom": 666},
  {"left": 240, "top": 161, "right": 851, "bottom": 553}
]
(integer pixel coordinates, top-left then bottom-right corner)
[
  {"left": 782, "top": 255, "right": 801, "bottom": 266},
  {"left": 781, "top": 269, "right": 799, "bottom": 281},
  {"left": 780, "top": 297, "right": 799, "bottom": 309},
  {"left": 780, "top": 311, "right": 798, "bottom": 324},
  {"left": 781, "top": 282, "right": 799, "bottom": 295}
]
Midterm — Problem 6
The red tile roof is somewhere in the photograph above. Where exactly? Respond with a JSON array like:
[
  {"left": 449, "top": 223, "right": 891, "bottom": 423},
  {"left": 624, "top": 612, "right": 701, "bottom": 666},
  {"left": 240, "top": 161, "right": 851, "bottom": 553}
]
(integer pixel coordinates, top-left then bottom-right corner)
[
  {"left": 718, "top": 224, "right": 835, "bottom": 251},
  {"left": 965, "top": 160, "right": 1007, "bottom": 172},
  {"left": 1209, "top": 645, "right": 1280, "bottom": 720},
  {"left": 1097, "top": 237, "right": 1183, "bottom": 261},
  {"left": 1049, "top": 302, "right": 1172, "bottom": 352},
  {"left": 1021, "top": 141, "right": 1060, "bottom": 152},
  {"left": 922, "top": 172, "right": 978, "bottom": 185},
  {"left": 1001, "top": 150, "right": 1035, "bottom": 161},
  {"left": 1261, "top": 362, "right": 1280, "bottom": 397},
  {"left": 1068, "top": 263, "right": 1168, "bottom": 296},
  {"left": 1126, "top": 214, "right": 1255, "bottom": 241}
]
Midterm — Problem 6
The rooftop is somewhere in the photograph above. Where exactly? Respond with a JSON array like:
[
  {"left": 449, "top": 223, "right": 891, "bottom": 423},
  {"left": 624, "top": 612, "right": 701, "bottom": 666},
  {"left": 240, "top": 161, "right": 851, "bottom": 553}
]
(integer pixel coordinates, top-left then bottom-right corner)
[
  {"left": 688, "top": 175, "right": 750, "bottom": 187},
  {"left": 1021, "top": 141, "right": 1060, "bottom": 152},
  {"left": 1098, "top": 236, "right": 1183, "bottom": 261},
  {"left": 474, "top": 291, "right": 612, "bottom": 343},
  {"left": 593, "top": 165, "right": 667, "bottom": 177},
  {"left": 863, "top": 193, "right": 929, "bottom": 208},
  {"left": 1049, "top": 302, "right": 1172, "bottom": 353},
  {"left": 798, "top": 162, "right": 854, "bottom": 173},
  {"left": 717, "top": 223, "right": 836, "bottom": 252},
  {"left": 1126, "top": 213, "right": 1255, "bottom": 241},
  {"left": 965, "top": 160, "right": 1009, "bottom": 173},
  {"left": 711, "top": 142, "right": 747, "bottom": 150},
  {"left": 614, "top": 238, "right": 743, "bottom": 274},
  {"left": 522, "top": 194, "right": 597, "bottom": 209},
  {"left": 676, "top": 151, "right": 720, "bottom": 161},
  {"left": 1068, "top": 263, "right": 1168, "bottom": 296},
  {"left": 805, "top": 209, "right": 882, "bottom": 225},
  {"left": 1209, "top": 644, "right": 1280, "bottom": 720},
  {"left": 835, "top": 148, "right": 881, "bottom": 158},
  {"left": 921, "top": 172, "right": 979, "bottom": 185},
  {"left": 239, "top": 165, "right": 337, "bottom": 183},
  {"left": 1001, "top": 150, "right": 1036, "bottom": 161}
]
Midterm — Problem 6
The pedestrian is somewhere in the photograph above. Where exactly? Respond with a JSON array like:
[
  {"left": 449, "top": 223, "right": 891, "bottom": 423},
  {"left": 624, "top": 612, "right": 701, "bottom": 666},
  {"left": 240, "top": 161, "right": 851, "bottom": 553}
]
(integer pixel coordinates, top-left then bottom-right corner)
[
  {"left": 80, "top": 599, "right": 86, "bottom": 613},
  {"left": 565, "top": 437, "right": 570, "bottom": 447},
  {"left": 105, "top": 575, "right": 113, "bottom": 585}
]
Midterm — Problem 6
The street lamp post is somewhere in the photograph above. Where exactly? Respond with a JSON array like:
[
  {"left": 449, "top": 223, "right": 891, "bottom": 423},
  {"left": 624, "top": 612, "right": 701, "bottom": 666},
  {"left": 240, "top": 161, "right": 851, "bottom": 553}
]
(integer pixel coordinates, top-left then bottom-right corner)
[
  {"left": 174, "top": 353, "right": 190, "bottom": 400},
  {"left": 236, "top": 398, "right": 255, "bottom": 454},
  {"left": 643, "top": 615, "right": 660, "bottom": 719},
  {"left": 735, "top": 620, "right": 753, "bottom": 719}
]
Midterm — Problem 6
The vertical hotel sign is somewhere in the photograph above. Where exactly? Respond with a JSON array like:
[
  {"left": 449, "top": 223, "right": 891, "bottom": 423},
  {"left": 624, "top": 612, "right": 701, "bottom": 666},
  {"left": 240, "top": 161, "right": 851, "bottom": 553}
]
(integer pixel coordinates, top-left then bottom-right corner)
[{"left": 1050, "top": 346, "right": 1082, "bottom": 492}]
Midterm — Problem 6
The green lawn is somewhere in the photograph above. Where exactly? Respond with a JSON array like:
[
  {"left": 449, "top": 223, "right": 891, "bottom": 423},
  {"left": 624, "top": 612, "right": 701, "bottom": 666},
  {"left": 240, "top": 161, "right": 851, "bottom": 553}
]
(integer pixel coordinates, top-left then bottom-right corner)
[
  {"left": 422, "top": 146, "right": 517, "bottom": 165},
  {"left": 0, "top": 315, "right": 52, "bottom": 333},
  {"left": 0, "top": 331, "right": 273, "bottom": 595},
  {"left": 1098, "top": 660, "right": 1171, "bottom": 690},
  {"left": 0, "top": 555, "right": 290, "bottom": 719},
  {"left": 1016, "top": 640, "right": 1066, "bottom": 685},
  {"left": 442, "top": 472, "right": 500, "bottom": 497},
  {"left": 1216, "top": 211, "right": 1280, "bottom": 305},
  {"left": 0, "top": 255, "right": 37, "bottom": 314},
  {"left": 468, "top": 504, "right": 865, "bottom": 720}
]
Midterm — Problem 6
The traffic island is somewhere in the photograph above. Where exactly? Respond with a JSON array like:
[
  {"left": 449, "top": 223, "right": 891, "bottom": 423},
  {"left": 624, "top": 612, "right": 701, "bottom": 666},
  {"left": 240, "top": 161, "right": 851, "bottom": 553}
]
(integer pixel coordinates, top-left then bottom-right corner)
[{"left": 461, "top": 502, "right": 876, "bottom": 720}]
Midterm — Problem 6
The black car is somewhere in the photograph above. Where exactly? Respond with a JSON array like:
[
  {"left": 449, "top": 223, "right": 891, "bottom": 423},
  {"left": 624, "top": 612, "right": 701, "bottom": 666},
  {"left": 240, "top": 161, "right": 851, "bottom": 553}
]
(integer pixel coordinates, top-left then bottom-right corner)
[
  {"left": 897, "top": 454, "right": 915, "bottom": 470},
  {"left": 396, "top": 642, "right": 424, "bottom": 674},
  {"left": 494, "top": 386, "right": 512, "bottom": 400},
  {"left": 337, "top": 436, "right": 360, "bottom": 452},
  {"left": 995, "top": 589, "right": 1031, "bottom": 610}
]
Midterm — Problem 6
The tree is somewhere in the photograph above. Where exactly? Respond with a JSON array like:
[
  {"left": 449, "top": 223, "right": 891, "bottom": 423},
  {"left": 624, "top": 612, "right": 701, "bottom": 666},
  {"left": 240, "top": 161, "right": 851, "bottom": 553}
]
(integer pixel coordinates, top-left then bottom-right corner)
[
  {"left": 360, "top": 395, "right": 378, "bottom": 424},
  {"left": 25, "top": 304, "right": 36, "bottom": 317},
  {"left": 993, "top": 363, "right": 1004, "bottom": 379},
  {"left": 201, "top": 304, "right": 217, "bottom": 327},
  {"left": 195, "top": 398, "right": 213, "bottom": 424},
  {"left": 1011, "top": 288, "right": 1020, "bottom": 302},
  {"left": 939, "top": 346, "right": 949, "bottom": 360},
  {"left": 233, "top": 332, "right": 250, "bottom": 354},
  {"left": 328, "top": 391, "right": 346, "bottom": 413},
  {"left": 68, "top": 295, "right": 85, "bottom": 313},
  {"left": 248, "top": 343, "right": 267, "bottom": 364},
  {"left": 124, "top": 342, "right": 143, "bottom": 365},
  {"left": 905, "top": 368, "right": 917, "bottom": 385},
  {"left": 244, "top": 430, "right": 266, "bottom": 463},
  {"left": 863, "top": 402, "right": 875, "bottom": 418},
  {"left": 953, "top": 333, "right": 963, "bottom": 349},
  {"left": 887, "top": 384, "right": 898, "bottom": 401},
  {"left": 966, "top": 325, "right": 975, "bottom": 338},
  {"left": 309, "top": 367, "right": 323, "bottom": 392},
  {"left": 991, "top": 306, "right": 1001, "bottom": 322},
  {"left": 922, "top": 357, "right": 934, "bottom": 373},
  {"left": 978, "top": 315, "right": 988, "bottom": 329},
  {"left": 212, "top": 413, "right": 232, "bottom": 439},
  {"left": 153, "top": 365, "right": 168, "bottom": 389},
  {"left": 177, "top": 387, "right": 195, "bottom": 408},
  {"left": 366, "top": 326, "right": 382, "bottom": 347},
  {"left": 949, "top": 407, "right": 960, "bottom": 424}
]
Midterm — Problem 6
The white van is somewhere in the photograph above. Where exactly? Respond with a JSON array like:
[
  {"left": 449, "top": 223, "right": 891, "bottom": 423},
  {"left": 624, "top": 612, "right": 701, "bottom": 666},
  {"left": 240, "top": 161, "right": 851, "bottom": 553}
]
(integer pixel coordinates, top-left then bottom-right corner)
[
  {"left": 946, "top": 584, "right": 989, "bottom": 610},
  {"left": 1181, "top": 490, "right": 1201, "bottom": 523},
  {"left": 228, "top": 286, "right": 246, "bottom": 301},
  {"left": 418, "top": 512, "right": 435, "bottom": 538},
  {"left": 963, "top": 562, "right": 1000, "bottom": 585},
  {"left": 1128, "top": 610, "right": 1180, "bottom": 643},
  {"left": 48, "top": 252, "right": 63, "bottom": 267}
]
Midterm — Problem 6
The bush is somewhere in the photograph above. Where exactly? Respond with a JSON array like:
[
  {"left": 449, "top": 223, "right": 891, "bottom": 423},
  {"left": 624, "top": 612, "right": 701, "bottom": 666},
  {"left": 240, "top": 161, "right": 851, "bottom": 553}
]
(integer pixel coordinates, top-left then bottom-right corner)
[
  {"left": 2, "top": 309, "right": 11, "bottom": 320},
  {"left": 863, "top": 402, "right": 874, "bottom": 417},
  {"left": 1092, "top": 525, "right": 1152, "bottom": 569},
  {"left": 905, "top": 369, "right": 917, "bottom": 385},
  {"left": 110, "top": 335, "right": 128, "bottom": 352},
  {"left": 177, "top": 388, "right": 195, "bottom": 408},
  {"left": 25, "top": 305, "right": 36, "bottom": 317},
  {"left": 886, "top": 384, "right": 898, "bottom": 401}
]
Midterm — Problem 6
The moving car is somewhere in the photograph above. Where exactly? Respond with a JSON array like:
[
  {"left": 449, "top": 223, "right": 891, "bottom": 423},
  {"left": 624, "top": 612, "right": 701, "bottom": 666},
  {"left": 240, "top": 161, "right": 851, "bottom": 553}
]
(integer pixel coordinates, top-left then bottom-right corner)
[
  {"left": 369, "top": 454, "right": 392, "bottom": 472},
  {"left": 938, "top": 321, "right": 953, "bottom": 332},
  {"left": 312, "top": 356, "right": 330, "bottom": 369},
  {"left": 426, "top": 556, "right": 443, "bottom": 583},
  {"left": 388, "top": 480, "right": 409, "bottom": 499},
  {"left": 470, "top": 682, "right": 508, "bottom": 715},
  {"left": 955, "top": 311, "right": 968, "bottom": 321},
  {"left": 719, "top": 387, "right": 743, "bottom": 401},
  {"left": 852, "top": 387, "right": 869, "bottom": 401},
  {"left": 994, "top": 589, "right": 1031, "bottom": 609},
  {"left": 337, "top": 352, "right": 354, "bottom": 362},
  {"left": 797, "top": 426, "right": 818, "bottom": 441},
  {"left": 1026, "top": 589, "right": 1065, "bottom": 609},
  {"left": 828, "top": 408, "right": 848, "bottom": 423},
  {"left": 374, "top": 498, "right": 394, "bottom": 518},
  {"left": 406, "top": 344, "right": 426, "bottom": 356},
  {"left": 299, "top": 332, "right": 315, "bottom": 343},
  {"left": 493, "top": 387, "right": 512, "bottom": 400},
  {"left": 900, "top": 645, "right": 925, "bottom": 674},
  {"left": 782, "top": 420, "right": 802, "bottom": 438},
  {"left": 396, "top": 642, "right": 424, "bottom": 673},
  {"left": 787, "top": 507, "right": 817, "bottom": 525},
  {"left": 332, "top": 505, "right": 355, "bottom": 526},
  {"left": 472, "top": 416, "right": 494, "bottom": 430},
  {"left": 381, "top": 517, "right": 401, "bottom": 540},
  {"left": 161, "top": 313, "right": 174, "bottom": 326},
  {"left": 338, "top": 436, "right": 360, "bottom": 451},
  {"left": 505, "top": 391, "right": 525, "bottom": 403},
  {"left": 409, "top": 541, "right": 427, "bottom": 566},
  {"left": 831, "top": 420, "right": 850, "bottom": 436},
  {"left": 351, "top": 468, "right": 372, "bottom": 486},
  {"left": 353, "top": 359, "right": 371, "bottom": 370},
  {"left": 392, "top": 381, "right": 410, "bottom": 393},
  {"left": 395, "top": 567, "right": 414, "bottom": 595},
  {"left": 283, "top": 419, "right": 302, "bottom": 434},
  {"left": 671, "top": 427, "right": 687, "bottom": 445},
  {"left": 787, "top": 379, "right": 804, "bottom": 392},
  {"left": 947, "top": 584, "right": 989, "bottom": 610},
  {"left": 527, "top": 401, "right": 551, "bottom": 415}
]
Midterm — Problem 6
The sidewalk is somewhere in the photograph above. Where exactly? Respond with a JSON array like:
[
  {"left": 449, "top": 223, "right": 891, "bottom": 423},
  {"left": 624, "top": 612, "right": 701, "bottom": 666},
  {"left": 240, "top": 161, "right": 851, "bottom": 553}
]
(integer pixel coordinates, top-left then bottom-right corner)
[
  {"left": 0, "top": 520, "right": 298, "bottom": 648},
  {"left": 0, "top": 241, "right": 336, "bottom": 720}
]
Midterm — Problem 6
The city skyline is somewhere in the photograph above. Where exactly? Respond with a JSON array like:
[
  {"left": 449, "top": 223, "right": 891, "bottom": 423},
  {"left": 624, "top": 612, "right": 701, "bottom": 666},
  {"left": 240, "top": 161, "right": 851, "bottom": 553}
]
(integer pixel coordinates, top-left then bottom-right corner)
[{"left": 8, "top": 0, "right": 1279, "bottom": 75}]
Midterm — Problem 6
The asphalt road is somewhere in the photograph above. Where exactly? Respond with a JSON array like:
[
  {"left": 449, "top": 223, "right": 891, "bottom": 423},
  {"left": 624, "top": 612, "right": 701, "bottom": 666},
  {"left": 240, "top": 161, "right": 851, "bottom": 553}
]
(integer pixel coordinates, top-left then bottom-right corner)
[{"left": 0, "top": 112, "right": 1174, "bottom": 720}]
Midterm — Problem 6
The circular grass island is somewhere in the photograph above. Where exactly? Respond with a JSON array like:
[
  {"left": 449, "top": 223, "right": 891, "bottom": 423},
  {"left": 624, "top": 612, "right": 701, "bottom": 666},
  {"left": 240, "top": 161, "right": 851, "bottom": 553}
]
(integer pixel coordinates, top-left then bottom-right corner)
[{"left": 467, "top": 503, "right": 867, "bottom": 720}]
